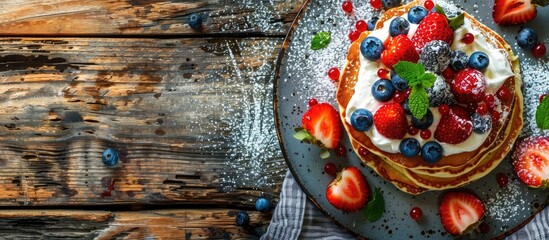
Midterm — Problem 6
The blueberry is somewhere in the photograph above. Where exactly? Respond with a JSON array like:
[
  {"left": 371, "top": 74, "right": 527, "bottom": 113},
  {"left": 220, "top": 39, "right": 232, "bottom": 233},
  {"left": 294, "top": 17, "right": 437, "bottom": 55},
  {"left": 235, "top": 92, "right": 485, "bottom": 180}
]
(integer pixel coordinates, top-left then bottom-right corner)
[
  {"left": 382, "top": 0, "right": 402, "bottom": 10},
  {"left": 188, "top": 13, "right": 203, "bottom": 30},
  {"left": 411, "top": 109, "right": 433, "bottom": 130},
  {"left": 389, "top": 17, "right": 410, "bottom": 37},
  {"left": 419, "top": 40, "right": 452, "bottom": 73},
  {"left": 391, "top": 73, "right": 408, "bottom": 91},
  {"left": 468, "top": 51, "right": 489, "bottom": 71},
  {"left": 351, "top": 109, "right": 374, "bottom": 131},
  {"left": 421, "top": 141, "right": 443, "bottom": 164},
  {"left": 361, "top": 36, "right": 384, "bottom": 61},
  {"left": 255, "top": 197, "right": 270, "bottom": 212},
  {"left": 371, "top": 80, "right": 395, "bottom": 102},
  {"left": 408, "top": 6, "right": 428, "bottom": 24},
  {"left": 450, "top": 50, "right": 468, "bottom": 71},
  {"left": 472, "top": 113, "right": 492, "bottom": 134},
  {"left": 402, "top": 100, "right": 411, "bottom": 115},
  {"left": 427, "top": 76, "right": 457, "bottom": 107},
  {"left": 399, "top": 138, "right": 421, "bottom": 158},
  {"left": 367, "top": 17, "right": 380, "bottom": 31},
  {"left": 516, "top": 28, "right": 538, "bottom": 50},
  {"left": 102, "top": 148, "right": 119, "bottom": 167},
  {"left": 236, "top": 211, "right": 250, "bottom": 226}
]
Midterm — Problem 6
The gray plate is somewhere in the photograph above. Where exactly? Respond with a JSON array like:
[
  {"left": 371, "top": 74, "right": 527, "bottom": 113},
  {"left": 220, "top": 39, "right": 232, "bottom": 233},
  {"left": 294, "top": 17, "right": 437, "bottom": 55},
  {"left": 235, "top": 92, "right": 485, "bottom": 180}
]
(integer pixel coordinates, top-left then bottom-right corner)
[{"left": 274, "top": 0, "right": 549, "bottom": 239}]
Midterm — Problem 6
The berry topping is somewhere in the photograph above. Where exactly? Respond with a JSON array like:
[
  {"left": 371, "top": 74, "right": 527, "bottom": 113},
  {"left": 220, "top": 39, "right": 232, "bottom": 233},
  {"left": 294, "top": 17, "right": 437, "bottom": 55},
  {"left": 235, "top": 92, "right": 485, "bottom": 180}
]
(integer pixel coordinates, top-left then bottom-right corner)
[
  {"left": 367, "top": 17, "right": 380, "bottom": 31},
  {"left": 493, "top": 0, "right": 536, "bottom": 26},
  {"left": 308, "top": 98, "right": 318, "bottom": 107},
  {"left": 442, "top": 67, "right": 455, "bottom": 81},
  {"left": 451, "top": 68, "right": 487, "bottom": 104},
  {"left": 370, "top": 0, "right": 383, "bottom": 9},
  {"left": 300, "top": 103, "right": 342, "bottom": 149},
  {"left": 328, "top": 67, "right": 340, "bottom": 81},
  {"left": 468, "top": 51, "right": 490, "bottom": 71},
  {"left": 408, "top": 6, "right": 429, "bottom": 24},
  {"left": 326, "top": 167, "right": 370, "bottom": 212},
  {"left": 516, "top": 27, "right": 538, "bottom": 49},
  {"left": 412, "top": 109, "right": 433, "bottom": 130},
  {"left": 102, "top": 148, "right": 119, "bottom": 167},
  {"left": 496, "top": 172, "right": 509, "bottom": 187},
  {"left": 361, "top": 36, "right": 385, "bottom": 61},
  {"left": 389, "top": 17, "right": 411, "bottom": 37},
  {"left": 471, "top": 112, "right": 492, "bottom": 134},
  {"left": 438, "top": 104, "right": 450, "bottom": 115},
  {"left": 497, "top": 86, "right": 512, "bottom": 101},
  {"left": 324, "top": 162, "right": 338, "bottom": 176},
  {"left": 408, "top": 125, "right": 419, "bottom": 135},
  {"left": 342, "top": 0, "right": 353, "bottom": 13},
  {"left": 540, "top": 94, "right": 548, "bottom": 102},
  {"left": 512, "top": 137, "right": 549, "bottom": 188},
  {"left": 461, "top": 33, "right": 475, "bottom": 44},
  {"left": 235, "top": 211, "right": 250, "bottom": 226},
  {"left": 491, "top": 110, "right": 501, "bottom": 123},
  {"left": 533, "top": 42, "right": 546, "bottom": 58},
  {"left": 372, "top": 79, "right": 395, "bottom": 102},
  {"left": 420, "top": 129, "right": 431, "bottom": 140},
  {"left": 381, "top": 35, "right": 419, "bottom": 69},
  {"left": 391, "top": 73, "right": 409, "bottom": 91},
  {"left": 402, "top": 100, "right": 412, "bottom": 115},
  {"left": 377, "top": 69, "right": 389, "bottom": 79},
  {"left": 255, "top": 197, "right": 270, "bottom": 212},
  {"left": 434, "top": 105, "right": 473, "bottom": 144},
  {"left": 335, "top": 145, "right": 347, "bottom": 156},
  {"left": 476, "top": 103, "right": 488, "bottom": 115},
  {"left": 421, "top": 141, "right": 443, "bottom": 163},
  {"left": 356, "top": 20, "right": 368, "bottom": 33},
  {"left": 349, "top": 30, "right": 361, "bottom": 42},
  {"left": 467, "top": 101, "right": 478, "bottom": 113},
  {"left": 351, "top": 109, "right": 374, "bottom": 131},
  {"left": 427, "top": 76, "right": 457, "bottom": 107},
  {"left": 374, "top": 103, "right": 408, "bottom": 139},
  {"left": 419, "top": 40, "right": 452, "bottom": 73},
  {"left": 484, "top": 94, "right": 496, "bottom": 109},
  {"left": 439, "top": 191, "right": 486, "bottom": 235},
  {"left": 450, "top": 50, "right": 469, "bottom": 71},
  {"left": 410, "top": 207, "right": 423, "bottom": 220},
  {"left": 188, "top": 13, "right": 203, "bottom": 30},
  {"left": 424, "top": 0, "right": 434, "bottom": 11},
  {"left": 399, "top": 138, "right": 421, "bottom": 157},
  {"left": 411, "top": 12, "right": 454, "bottom": 53},
  {"left": 381, "top": 0, "right": 402, "bottom": 10},
  {"left": 393, "top": 91, "right": 406, "bottom": 103}
]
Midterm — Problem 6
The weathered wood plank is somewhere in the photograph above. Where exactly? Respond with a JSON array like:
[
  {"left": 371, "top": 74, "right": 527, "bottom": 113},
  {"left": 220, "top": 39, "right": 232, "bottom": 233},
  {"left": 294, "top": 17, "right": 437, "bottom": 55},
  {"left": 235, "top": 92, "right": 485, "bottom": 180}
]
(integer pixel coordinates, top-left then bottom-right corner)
[
  {"left": 0, "top": 209, "right": 270, "bottom": 239},
  {"left": 0, "top": 0, "right": 304, "bottom": 36},
  {"left": 0, "top": 37, "right": 286, "bottom": 206}
]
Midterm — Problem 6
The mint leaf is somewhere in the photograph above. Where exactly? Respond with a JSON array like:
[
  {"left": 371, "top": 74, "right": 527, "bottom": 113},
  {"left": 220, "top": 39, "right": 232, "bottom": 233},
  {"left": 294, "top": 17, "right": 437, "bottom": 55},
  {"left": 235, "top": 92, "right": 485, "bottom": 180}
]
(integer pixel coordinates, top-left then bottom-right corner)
[
  {"left": 536, "top": 97, "right": 549, "bottom": 129},
  {"left": 364, "top": 188, "right": 384, "bottom": 222},
  {"left": 393, "top": 61, "right": 423, "bottom": 82},
  {"left": 448, "top": 13, "right": 465, "bottom": 30},
  {"left": 419, "top": 73, "right": 436, "bottom": 89},
  {"left": 311, "top": 32, "right": 331, "bottom": 50},
  {"left": 409, "top": 87, "right": 429, "bottom": 119}
]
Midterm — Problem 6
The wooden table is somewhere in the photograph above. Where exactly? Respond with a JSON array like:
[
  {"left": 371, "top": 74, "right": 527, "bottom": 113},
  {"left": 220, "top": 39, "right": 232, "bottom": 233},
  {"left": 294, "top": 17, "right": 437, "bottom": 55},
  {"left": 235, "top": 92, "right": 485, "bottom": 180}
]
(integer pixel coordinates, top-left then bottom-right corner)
[{"left": 0, "top": 0, "right": 305, "bottom": 238}]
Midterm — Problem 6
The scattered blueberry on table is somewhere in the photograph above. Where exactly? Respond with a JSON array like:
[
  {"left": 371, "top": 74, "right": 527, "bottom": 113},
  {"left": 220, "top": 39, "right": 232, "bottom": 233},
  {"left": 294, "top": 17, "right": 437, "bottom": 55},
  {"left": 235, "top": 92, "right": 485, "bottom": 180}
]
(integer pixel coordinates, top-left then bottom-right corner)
[
  {"left": 188, "top": 13, "right": 203, "bottom": 30},
  {"left": 516, "top": 28, "right": 538, "bottom": 50},
  {"left": 255, "top": 197, "right": 270, "bottom": 212},
  {"left": 235, "top": 211, "right": 250, "bottom": 226},
  {"left": 102, "top": 148, "right": 119, "bottom": 167}
]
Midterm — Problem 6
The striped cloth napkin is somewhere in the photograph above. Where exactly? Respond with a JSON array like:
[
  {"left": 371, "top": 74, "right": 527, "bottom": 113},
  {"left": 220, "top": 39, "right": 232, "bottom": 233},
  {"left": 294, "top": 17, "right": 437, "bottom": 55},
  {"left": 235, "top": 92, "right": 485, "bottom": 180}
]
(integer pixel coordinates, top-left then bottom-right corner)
[{"left": 261, "top": 171, "right": 549, "bottom": 240}]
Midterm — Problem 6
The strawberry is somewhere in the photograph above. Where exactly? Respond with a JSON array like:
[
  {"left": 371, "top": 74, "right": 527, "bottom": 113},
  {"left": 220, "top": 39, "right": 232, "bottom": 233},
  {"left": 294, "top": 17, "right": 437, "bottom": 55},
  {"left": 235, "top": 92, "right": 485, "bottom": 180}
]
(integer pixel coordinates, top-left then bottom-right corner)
[
  {"left": 380, "top": 35, "right": 419, "bottom": 69},
  {"left": 326, "top": 166, "right": 370, "bottom": 212},
  {"left": 493, "top": 0, "right": 536, "bottom": 26},
  {"left": 512, "top": 137, "right": 549, "bottom": 188},
  {"left": 411, "top": 12, "right": 454, "bottom": 53},
  {"left": 301, "top": 103, "right": 342, "bottom": 149},
  {"left": 439, "top": 191, "right": 486, "bottom": 235},
  {"left": 450, "top": 68, "right": 487, "bottom": 104},
  {"left": 434, "top": 105, "right": 473, "bottom": 144},
  {"left": 373, "top": 103, "right": 408, "bottom": 139}
]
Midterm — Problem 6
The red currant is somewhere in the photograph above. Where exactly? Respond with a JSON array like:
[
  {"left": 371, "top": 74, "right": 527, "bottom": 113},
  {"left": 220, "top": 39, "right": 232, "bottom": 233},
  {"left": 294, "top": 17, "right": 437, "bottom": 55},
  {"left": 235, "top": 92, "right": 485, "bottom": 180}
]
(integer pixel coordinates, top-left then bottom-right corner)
[
  {"left": 467, "top": 102, "right": 478, "bottom": 113},
  {"left": 479, "top": 222, "right": 490, "bottom": 234},
  {"left": 438, "top": 104, "right": 450, "bottom": 115},
  {"left": 393, "top": 91, "right": 405, "bottom": 103},
  {"left": 328, "top": 67, "right": 340, "bottom": 81},
  {"left": 308, "top": 98, "right": 318, "bottom": 107},
  {"left": 496, "top": 172, "right": 509, "bottom": 187},
  {"left": 408, "top": 126, "right": 419, "bottom": 135},
  {"left": 491, "top": 110, "right": 501, "bottom": 123},
  {"left": 540, "top": 94, "right": 548, "bottom": 102},
  {"left": 342, "top": 1, "right": 353, "bottom": 13},
  {"left": 377, "top": 69, "right": 389, "bottom": 79},
  {"left": 349, "top": 30, "right": 360, "bottom": 42},
  {"left": 335, "top": 145, "right": 347, "bottom": 156},
  {"left": 324, "top": 162, "right": 337, "bottom": 176},
  {"left": 424, "top": 0, "right": 434, "bottom": 11},
  {"left": 484, "top": 94, "right": 496, "bottom": 109},
  {"left": 497, "top": 86, "right": 511, "bottom": 102},
  {"left": 533, "top": 43, "right": 546, "bottom": 58},
  {"left": 370, "top": 0, "right": 382, "bottom": 9},
  {"left": 477, "top": 103, "right": 488, "bottom": 115},
  {"left": 461, "top": 33, "right": 474, "bottom": 44},
  {"left": 420, "top": 129, "right": 431, "bottom": 140},
  {"left": 358, "top": 146, "right": 369, "bottom": 157},
  {"left": 441, "top": 68, "right": 455, "bottom": 81},
  {"left": 404, "top": 88, "right": 412, "bottom": 98},
  {"left": 356, "top": 20, "right": 367, "bottom": 33},
  {"left": 410, "top": 207, "right": 423, "bottom": 220}
]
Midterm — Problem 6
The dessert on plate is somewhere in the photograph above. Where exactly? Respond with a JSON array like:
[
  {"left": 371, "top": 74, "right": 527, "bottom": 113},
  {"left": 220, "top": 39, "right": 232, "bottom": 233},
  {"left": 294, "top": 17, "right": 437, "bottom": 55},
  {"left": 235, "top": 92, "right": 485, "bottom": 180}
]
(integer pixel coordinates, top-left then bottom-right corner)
[{"left": 336, "top": 0, "right": 523, "bottom": 194}]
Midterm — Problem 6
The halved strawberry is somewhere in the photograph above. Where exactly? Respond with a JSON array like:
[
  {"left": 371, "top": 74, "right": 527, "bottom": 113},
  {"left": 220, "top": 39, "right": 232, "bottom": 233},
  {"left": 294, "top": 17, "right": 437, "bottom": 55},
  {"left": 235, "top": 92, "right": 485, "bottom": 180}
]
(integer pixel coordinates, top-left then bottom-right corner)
[
  {"left": 512, "top": 137, "right": 549, "bottom": 188},
  {"left": 373, "top": 103, "right": 408, "bottom": 139},
  {"left": 326, "top": 166, "right": 370, "bottom": 212},
  {"left": 411, "top": 12, "right": 454, "bottom": 53},
  {"left": 439, "top": 190, "right": 486, "bottom": 235},
  {"left": 300, "top": 103, "right": 342, "bottom": 149},
  {"left": 493, "top": 0, "right": 537, "bottom": 26},
  {"left": 381, "top": 35, "right": 419, "bottom": 69},
  {"left": 434, "top": 105, "right": 473, "bottom": 144}
]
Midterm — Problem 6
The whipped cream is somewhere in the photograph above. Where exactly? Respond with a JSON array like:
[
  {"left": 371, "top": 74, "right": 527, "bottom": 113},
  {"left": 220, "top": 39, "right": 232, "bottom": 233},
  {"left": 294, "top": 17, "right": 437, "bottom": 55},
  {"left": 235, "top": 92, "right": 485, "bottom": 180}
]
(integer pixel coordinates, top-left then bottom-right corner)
[{"left": 345, "top": 15, "right": 515, "bottom": 156}]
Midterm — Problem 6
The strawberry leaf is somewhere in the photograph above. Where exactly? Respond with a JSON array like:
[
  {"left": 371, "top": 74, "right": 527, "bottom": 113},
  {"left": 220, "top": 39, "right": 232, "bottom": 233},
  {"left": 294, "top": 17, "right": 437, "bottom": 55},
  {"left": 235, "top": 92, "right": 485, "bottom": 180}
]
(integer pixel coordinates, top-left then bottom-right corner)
[
  {"left": 448, "top": 13, "right": 465, "bottom": 31},
  {"left": 409, "top": 87, "right": 429, "bottom": 119},
  {"left": 364, "top": 188, "right": 384, "bottom": 222},
  {"left": 435, "top": 5, "right": 446, "bottom": 16},
  {"left": 311, "top": 32, "right": 331, "bottom": 50},
  {"left": 320, "top": 148, "right": 330, "bottom": 159},
  {"left": 536, "top": 96, "right": 549, "bottom": 129}
]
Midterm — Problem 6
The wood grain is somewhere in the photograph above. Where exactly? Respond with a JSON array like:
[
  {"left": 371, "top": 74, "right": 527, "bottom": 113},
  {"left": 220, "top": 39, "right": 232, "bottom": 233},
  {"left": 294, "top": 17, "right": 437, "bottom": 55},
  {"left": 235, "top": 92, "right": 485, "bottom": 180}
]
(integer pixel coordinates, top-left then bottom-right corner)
[
  {"left": 0, "top": 0, "right": 304, "bottom": 36},
  {"left": 0, "top": 37, "right": 286, "bottom": 206}
]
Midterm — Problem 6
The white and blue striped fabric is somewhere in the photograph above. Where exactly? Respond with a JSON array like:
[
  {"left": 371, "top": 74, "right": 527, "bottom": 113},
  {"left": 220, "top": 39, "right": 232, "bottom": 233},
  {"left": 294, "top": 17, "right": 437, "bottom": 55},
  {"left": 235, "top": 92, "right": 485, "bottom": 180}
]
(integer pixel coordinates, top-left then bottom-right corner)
[{"left": 262, "top": 171, "right": 548, "bottom": 240}]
